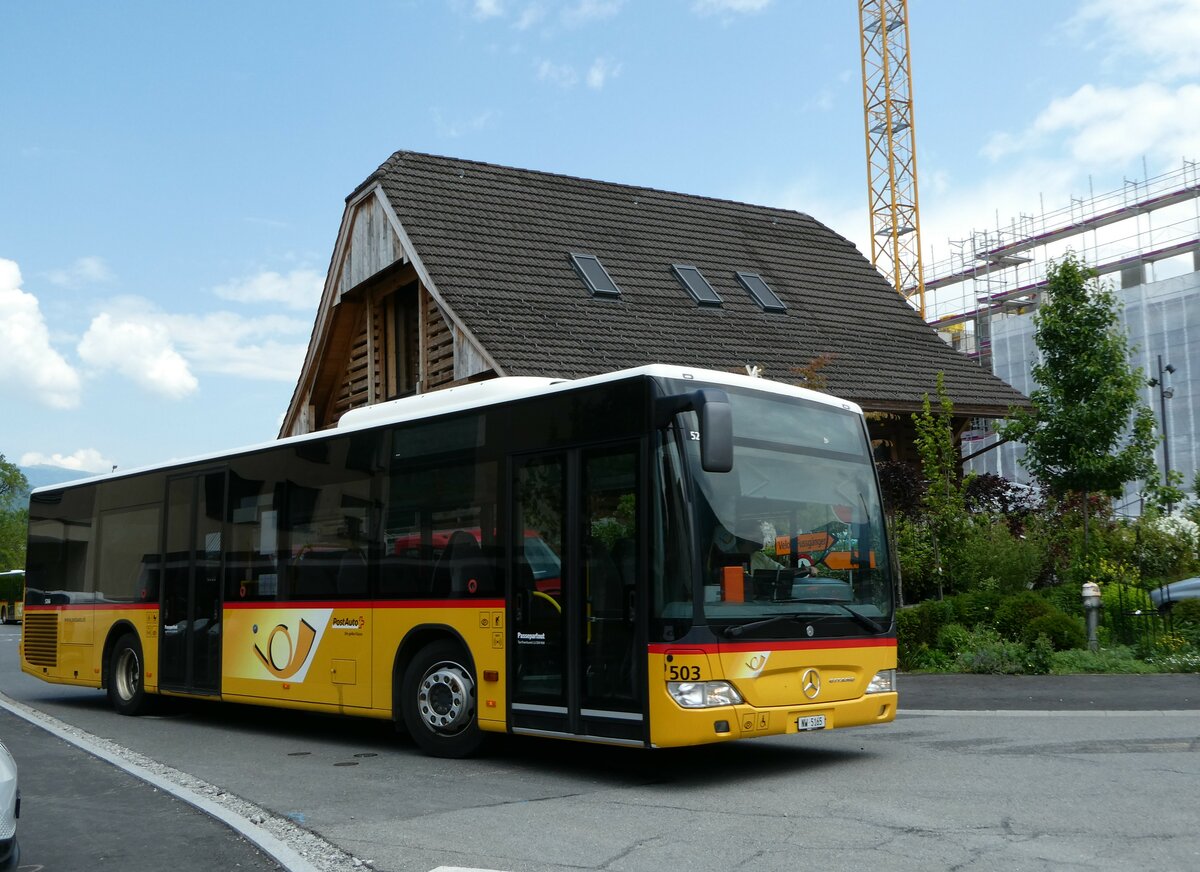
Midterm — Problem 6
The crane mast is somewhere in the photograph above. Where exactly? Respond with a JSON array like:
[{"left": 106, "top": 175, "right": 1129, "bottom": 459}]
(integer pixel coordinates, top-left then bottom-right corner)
[{"left": 859, "top": 0, "right": 926, "bottom": 317}]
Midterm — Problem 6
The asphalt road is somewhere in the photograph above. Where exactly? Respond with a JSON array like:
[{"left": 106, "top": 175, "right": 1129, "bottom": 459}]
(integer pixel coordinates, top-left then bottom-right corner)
[
  {"left": 0, "top": 708, "right": 283, "bottom": 872},
  {"left": 2, "top": 622, "right": 1199, "bottom": 872}
]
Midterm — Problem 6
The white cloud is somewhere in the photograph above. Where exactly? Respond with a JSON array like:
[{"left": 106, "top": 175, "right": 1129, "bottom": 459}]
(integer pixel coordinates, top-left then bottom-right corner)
[
  {"left": 45, "top": 256, "right": 114, "bottom": 289},
  {"left": 514, "top": 3, "right": 546, "bottom": 29},
  {"left": 20, "top": 448, "right": 114, "bottom": 474},
  {"left": 537, "top": 59, "right": 578, "bottom": 88},
  {"left": 0, "top": 258, "right": 82, "bottom": 409},
  {"left": 983, "top": 82, "right": 1200, "bottom": 171},
  {"left": 692, "top": 0, "right": 772, "bottom": 15},
  {"left": 586, "top": 57, "right": 622, "bottom": 90},
  {"left": 433, "top": 108, "right": 498, "bottom": 139},
  {"left": 162, "top": 311, "right": 310, "bottom": 382},
  {"left": 213, "top": 268, "right": 324, "bottom": 311},
  {"left": 1071, "top": 0, "right": 1200, "bottom": 81},
  {"left": 78, "top": 312, "right": 199, "bottom": 400},
  {"left": 562, "top": 0, "right": 623, "bottom": 27},
  {"left": 472, "top": 0, "right": 503, "bottom": 20}
]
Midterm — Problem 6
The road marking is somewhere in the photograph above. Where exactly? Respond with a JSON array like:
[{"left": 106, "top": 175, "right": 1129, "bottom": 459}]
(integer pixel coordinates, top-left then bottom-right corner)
[{"left": 0, "top": 691, "right": 336, "bottom": 872}]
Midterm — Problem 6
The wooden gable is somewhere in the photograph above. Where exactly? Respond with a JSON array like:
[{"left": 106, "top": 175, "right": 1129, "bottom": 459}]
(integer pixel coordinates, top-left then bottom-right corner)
[{"left": 281, "top": 185, "right": 497, "bottom": 436}]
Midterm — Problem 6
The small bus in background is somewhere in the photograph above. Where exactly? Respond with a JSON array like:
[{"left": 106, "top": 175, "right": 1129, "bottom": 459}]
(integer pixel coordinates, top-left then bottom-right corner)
[
  {"left": 0, "top": 571, "right": 22, "bottom": 624},
  {"left": 21, "top": 365, "right": 897, "bottom": 757}
]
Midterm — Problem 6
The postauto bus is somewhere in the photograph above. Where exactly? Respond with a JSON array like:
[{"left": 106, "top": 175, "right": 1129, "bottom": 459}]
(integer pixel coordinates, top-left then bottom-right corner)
[{"left": 22, "top": 365, "right": 896, "bottom": 757}]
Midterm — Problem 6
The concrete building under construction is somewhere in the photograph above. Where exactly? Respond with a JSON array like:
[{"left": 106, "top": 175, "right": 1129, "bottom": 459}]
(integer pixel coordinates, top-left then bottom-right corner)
[{"left": 916, "top": 160, "right": 1200, "bottom": 512}]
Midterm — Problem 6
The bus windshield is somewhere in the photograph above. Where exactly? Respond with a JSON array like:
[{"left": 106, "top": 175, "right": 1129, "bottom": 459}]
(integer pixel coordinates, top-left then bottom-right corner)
[{"left": 673, "top": 384, "right": 894, "bottom": 637}]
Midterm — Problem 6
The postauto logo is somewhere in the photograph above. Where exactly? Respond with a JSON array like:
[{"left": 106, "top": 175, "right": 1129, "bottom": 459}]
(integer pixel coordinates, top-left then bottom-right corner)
[{"left": 251, "top": 610, "right": 332, "bottom": 681}]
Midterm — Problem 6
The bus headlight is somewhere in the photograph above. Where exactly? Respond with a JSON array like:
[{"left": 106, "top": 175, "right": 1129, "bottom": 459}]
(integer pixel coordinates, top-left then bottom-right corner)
[
  {"left": 667, "top": 680, "right": 743, "bottom": 708},
  {"left": 866, "top": 669, "right": 896, "bottom": 694}
]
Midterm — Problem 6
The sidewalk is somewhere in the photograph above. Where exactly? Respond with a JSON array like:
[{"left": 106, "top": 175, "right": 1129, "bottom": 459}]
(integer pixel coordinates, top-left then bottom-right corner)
[
  {"left": 899, "top": 673, "right": 1200, "bottom": 711},
  {"left": 0, "top": 709, "right": 283, "bottom": 871}
]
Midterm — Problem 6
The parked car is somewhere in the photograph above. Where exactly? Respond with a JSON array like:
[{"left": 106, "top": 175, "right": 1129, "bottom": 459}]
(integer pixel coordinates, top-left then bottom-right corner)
[
  {"left": 1149, "top": 577, "right": 1200, "bottom": 612},
  {"left": 0, "top": 741, "right": 18, "bottom": 871}
]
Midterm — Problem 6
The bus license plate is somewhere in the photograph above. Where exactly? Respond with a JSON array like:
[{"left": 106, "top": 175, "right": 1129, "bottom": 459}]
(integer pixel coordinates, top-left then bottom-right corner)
[{"left": 797, "top": 715, "right": 826, "bottom": 731}]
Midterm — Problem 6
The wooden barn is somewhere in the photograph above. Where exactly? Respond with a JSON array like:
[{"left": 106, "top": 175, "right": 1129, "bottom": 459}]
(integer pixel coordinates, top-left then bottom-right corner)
[{"left": 281, "top": 150, "right": 1026, "bottom": 459}]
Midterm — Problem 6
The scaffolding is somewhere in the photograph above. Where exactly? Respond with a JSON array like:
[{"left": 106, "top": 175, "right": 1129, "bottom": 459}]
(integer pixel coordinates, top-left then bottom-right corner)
[{"left": 915, "top": 159, "right": 1200, "bottom": 360}]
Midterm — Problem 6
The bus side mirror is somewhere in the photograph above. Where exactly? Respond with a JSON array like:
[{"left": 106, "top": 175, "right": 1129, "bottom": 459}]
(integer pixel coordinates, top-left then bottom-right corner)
[{"left": 656, "top": 388, "right": 734, "bottom": 474}]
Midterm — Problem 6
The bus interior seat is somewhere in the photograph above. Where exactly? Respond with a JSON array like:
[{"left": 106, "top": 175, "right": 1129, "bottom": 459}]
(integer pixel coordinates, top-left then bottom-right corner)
[
  {"left": 336, "top": 549, "right": 368, "bottom": 596},
  {"left": 432, "top": 530, "right": 487, "bottom": 597}
]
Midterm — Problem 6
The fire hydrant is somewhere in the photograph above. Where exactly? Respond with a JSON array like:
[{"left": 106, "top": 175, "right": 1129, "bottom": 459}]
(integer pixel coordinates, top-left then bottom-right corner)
[{"left": 1082, "top": 581, "right": 1101, "bottom": 653}]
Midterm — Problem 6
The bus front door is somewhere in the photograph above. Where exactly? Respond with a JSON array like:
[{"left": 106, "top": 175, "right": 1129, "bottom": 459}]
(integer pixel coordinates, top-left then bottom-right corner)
[
  {"left": 159, "top": 471, "right": 225, "bottom": 695},
  {"left": 510, "top": 445, "right": 643, "bottom": 745}
]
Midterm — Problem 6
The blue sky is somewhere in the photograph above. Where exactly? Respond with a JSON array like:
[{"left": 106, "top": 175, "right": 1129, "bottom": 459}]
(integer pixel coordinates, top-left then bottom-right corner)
[{"left": 2, "top": 0, "right": 1198, "bottom": 475}]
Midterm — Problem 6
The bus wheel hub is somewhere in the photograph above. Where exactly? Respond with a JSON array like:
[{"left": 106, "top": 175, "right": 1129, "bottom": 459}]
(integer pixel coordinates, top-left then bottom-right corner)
[{"left": 418, "top": 662, "right": 474, "bottom": 733}]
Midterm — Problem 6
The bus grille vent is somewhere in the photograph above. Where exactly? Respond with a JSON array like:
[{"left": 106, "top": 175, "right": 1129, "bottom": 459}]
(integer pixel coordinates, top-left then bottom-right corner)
[{"left": 23, "top": 613, "right": 58, "bottom": 667}]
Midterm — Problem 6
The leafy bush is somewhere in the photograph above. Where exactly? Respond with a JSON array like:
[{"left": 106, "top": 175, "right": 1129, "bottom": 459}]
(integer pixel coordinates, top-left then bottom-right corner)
[
  {"left": 1170, "top": 598, "right": 1200, "bottom": 627},
  {"left": 1149, "top": 651, "right": 1200, "bottom": 672},
  {"left": 949, "top": 589, "right": 1002, "bottom": 627},
  {"left": 956, "top": 521, "right": 1044, "bottom": 595},
  {"left": 1024, "top": 612, "right": 1086, "bottom": 651},
  {"left": 994, "top": 591, "right": 1054, "bottom": 641},
  {"left": 1050, "top": 646, "right": 1159, "bottom": 674},
  {"left": 953, "top": 627, "right": 1032, "bottom": 674},
  {"left": 899, "top": 643, "right": 954, "bottom": 672},
  {"left": 934, "top": 622, "right": 973, "bottom": 655},
  {"left": 1038, "top": 582, "right": 1084, "bottom": 617}
]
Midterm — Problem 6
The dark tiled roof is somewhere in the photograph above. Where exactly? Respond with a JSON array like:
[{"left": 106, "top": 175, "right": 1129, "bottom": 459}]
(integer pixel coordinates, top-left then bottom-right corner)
[{"left": 366, "top": 150, "right": 1027, "bottom": 414}]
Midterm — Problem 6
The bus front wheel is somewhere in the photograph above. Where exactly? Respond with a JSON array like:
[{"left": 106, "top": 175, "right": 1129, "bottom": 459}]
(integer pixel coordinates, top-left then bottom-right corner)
[
  {"left": 401, "top": 640, "right": 483, "bottom": 758},
  {"left": 108, "top": 634, "right": 152, "bottom": 716}
]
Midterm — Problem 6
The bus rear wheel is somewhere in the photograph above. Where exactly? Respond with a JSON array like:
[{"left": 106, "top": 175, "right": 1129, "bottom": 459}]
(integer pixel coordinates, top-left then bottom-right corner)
[
  {"left": 401, "top": 640, "right": 483, "bottom": 758},
  {"left": 108, "top": 634, "right": 152, "bottom": 716}
]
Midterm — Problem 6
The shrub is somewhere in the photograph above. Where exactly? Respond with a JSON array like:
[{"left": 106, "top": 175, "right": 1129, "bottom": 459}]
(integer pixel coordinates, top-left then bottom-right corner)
[
  {"left": 1039, "top": 582, "right": 1084, "bottom": 617},
  {"left": 1150, "top": 651, "right": 1200, "bottom": 672},
  {"left": 949, "top": 589, "right": 1003, "bottom": 628},
  {"left": 956, "top": 521, "right": 1044, "bottom": 595},
  {"left": 953, "top": 626, "right": 1030, "bottom": 674},
  {"left": 935, "top": 622, "right": 973, "bottom": 655},
  {"left": 900, "top": 643, "right": 954, "bottom": 672},
  {"left": 1024, "top": 612, "right": 1086, "bottom": 651},
  {"left": 1050, "top": 646, "right": 1158, "bottom": 674},
  {"left": 1170, "top": 598, "right": 1200, "bottom": 628},
  {"left": 994, "top": 591, "right": 1054, "bottom": 641}
]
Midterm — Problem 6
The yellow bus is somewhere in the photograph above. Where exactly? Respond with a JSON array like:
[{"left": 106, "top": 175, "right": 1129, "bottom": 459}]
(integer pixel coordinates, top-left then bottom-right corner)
[
  {"left": 0, "top": 571, "right": 22, "bottom": 624},
  {"left": 22, "top": 365, "right": 897, "bottom": 756}
]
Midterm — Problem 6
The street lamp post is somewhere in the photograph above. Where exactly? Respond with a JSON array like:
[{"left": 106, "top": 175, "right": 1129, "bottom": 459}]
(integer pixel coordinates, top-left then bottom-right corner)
[{"left": 1148, "top": 354, "right": 1176, "bottom": 512}]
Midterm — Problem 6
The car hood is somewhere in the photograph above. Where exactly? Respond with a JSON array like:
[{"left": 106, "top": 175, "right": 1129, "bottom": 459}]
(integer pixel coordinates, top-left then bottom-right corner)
[
  {"left": 0, "top": 742, "right": 16, "bottom": 840},
  {"left": 1149, "top": 577, "right": 1200, "bottom": 606}
]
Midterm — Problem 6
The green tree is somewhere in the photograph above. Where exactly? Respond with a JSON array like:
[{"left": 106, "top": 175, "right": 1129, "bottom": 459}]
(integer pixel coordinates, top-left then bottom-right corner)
[
  {"left": 999, "top": 254, "right": 1157, "bottom": 560},
  {"left": 0, "top": 454, "right": 30, "bottom": 570},
  {"left": 913, "top": 372, "right": 971, "bottom": 597}
]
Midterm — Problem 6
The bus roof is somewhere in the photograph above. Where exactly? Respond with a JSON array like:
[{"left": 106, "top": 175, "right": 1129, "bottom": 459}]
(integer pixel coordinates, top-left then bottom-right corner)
[{"left": 30, "top": 364, "right": 861, "bottom": 495}]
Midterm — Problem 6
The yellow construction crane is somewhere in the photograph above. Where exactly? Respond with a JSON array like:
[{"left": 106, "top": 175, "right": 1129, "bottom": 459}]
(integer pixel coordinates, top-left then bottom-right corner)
[{"left": 858, "top": 0, "right": 926, "bottom": 317}]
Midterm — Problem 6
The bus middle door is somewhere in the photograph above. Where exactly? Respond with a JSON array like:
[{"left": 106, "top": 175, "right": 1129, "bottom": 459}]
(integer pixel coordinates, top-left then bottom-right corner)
[{"left": 509, "top": 443, "right": 643, "bottom": 745}]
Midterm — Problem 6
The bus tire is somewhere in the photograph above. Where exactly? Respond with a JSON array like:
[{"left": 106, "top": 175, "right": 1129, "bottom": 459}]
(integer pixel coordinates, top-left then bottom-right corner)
[
  {"left": 400, "top": 640, "right": 483, "bottom": 758},
  {"left": 107, "top": 633, "right": 152, "bottom": 716}
]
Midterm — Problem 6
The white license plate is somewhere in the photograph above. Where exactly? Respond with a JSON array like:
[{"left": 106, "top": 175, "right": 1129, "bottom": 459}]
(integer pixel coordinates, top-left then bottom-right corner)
[{"left": 796, "top": 715, "right": 826, "bottom": 731}]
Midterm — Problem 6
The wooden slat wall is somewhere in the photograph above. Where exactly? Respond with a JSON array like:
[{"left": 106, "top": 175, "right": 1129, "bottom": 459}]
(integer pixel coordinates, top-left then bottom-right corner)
[
  {"left": 424, "top": 289, "right": 455, "bottom": 390},
  {"left": 331, "top": 306, "right": 383, "bottom": 419}
]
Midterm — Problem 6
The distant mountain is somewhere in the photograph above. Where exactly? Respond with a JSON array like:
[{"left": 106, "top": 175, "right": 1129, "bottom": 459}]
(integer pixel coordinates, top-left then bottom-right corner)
[{"left": 20, "top": 465, "right": 100, "bottom": 498}]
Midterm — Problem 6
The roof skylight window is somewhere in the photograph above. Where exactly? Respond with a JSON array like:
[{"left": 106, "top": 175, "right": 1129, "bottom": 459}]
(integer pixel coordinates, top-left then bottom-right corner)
[
  {"left": 735, "top": 271, "right": 786, "bottom": 313},
  {"left": 569, "top": 253, "right": 621, "bottom": 298},
  {"left": 671, "top": 264, "right": 722, "bottom": 307}
]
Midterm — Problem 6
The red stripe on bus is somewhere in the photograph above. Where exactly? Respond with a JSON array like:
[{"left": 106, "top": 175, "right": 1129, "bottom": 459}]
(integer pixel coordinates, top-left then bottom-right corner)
[
  {"left": 22, "top": 602, "right": 158, "bottom": 611},
  {"left": 648, "top": 638, "right": 896, "bottom": 654},
  {"left": 222, "top": 599, "right": 505, "bottom": 610}
]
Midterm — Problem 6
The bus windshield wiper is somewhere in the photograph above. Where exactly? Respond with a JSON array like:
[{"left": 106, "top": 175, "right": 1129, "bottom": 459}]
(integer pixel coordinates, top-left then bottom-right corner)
[
  {"left": 722, "top": 614, "right": 808, "bottom": 638},
  {"left": 774, "top": 598, "right": 887, "bottom": 634}
]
